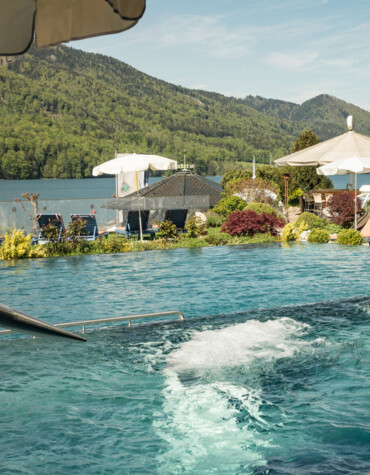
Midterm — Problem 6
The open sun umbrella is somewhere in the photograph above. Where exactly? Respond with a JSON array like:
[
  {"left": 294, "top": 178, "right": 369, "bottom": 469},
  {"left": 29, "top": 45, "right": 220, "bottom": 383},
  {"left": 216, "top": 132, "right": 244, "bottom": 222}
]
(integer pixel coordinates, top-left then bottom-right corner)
[
  {"left": 92, "top": 153, "right": 177, "bottom": 176},
  {"left": 274, "top": 117, "right": 370, "bottom": 190},
  {"left": 317, "top": 156, "right": 370, "bottom": 230},
  {"left": 93, "top": 153, "right": 177, "bottom": 240},
  {"left": 0, "top": 0, "right": 146, "bottom": 55}
]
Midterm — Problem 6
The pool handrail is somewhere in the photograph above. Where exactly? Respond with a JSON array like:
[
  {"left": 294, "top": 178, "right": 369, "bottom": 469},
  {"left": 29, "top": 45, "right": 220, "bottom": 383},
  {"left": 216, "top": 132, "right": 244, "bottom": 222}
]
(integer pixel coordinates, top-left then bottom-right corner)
[{"left": 0, "top": 310, "right": 185, "bottom": 336}]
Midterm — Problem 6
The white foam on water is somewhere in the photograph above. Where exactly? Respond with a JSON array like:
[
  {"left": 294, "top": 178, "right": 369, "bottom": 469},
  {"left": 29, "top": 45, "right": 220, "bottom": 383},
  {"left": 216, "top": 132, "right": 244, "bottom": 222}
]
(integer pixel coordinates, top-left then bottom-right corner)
[
  {"left": 155, "top": 317, "right": 322, "bottom": 474},
  {"left": 155, "top": 372, "right": 267, "bottom": 474},
  {"left": 166, "top": 317, "right": 312, "bottom": 372}
]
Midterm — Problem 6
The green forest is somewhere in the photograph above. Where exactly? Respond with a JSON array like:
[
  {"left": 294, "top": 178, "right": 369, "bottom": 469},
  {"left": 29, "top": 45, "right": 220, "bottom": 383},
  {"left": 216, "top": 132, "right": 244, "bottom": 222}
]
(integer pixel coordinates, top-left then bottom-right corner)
[{"left": 0, "top": 45, "right": 369, "bottom": 179}]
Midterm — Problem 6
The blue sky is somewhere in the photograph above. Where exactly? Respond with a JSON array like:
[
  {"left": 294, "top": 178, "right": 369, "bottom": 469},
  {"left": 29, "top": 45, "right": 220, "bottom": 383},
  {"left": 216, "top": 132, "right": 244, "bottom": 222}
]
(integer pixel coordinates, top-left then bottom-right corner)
[{"left": 72, "top": 0, "right": 370, "bottom": 111}]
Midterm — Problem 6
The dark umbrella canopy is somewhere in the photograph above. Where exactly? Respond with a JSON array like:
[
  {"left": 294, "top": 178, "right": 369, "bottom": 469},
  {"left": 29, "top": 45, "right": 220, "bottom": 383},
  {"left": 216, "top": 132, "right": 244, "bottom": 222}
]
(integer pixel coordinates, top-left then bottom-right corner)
[{"left": 0, "top": 0, "right": 146, "bottom": 55}]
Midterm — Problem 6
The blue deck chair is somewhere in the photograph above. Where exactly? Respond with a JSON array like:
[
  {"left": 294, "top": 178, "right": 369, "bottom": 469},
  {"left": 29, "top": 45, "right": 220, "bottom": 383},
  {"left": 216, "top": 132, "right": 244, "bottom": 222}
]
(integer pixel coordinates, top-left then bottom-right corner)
[
  {"left": 164, "top": 209, "right": 188, "bottom": 231},
  {"left": 70, "top": 214, "right": 108, "bottom": 241},
  {"left": 34, "top": 213, "right": 65, "bottom": 244},
  {"left": 116, "top": 210, "right": 155, "bottom": 239}
]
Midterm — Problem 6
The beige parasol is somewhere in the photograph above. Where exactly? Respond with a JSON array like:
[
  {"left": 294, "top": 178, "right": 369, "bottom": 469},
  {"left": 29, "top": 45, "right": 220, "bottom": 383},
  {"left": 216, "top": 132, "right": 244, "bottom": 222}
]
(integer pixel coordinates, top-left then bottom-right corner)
[
  {"left": 0, "top": 0, "right": 146, "bottom": 55},
  {"left": 275, "top": 117, "right": 370, "bottom": 167}
]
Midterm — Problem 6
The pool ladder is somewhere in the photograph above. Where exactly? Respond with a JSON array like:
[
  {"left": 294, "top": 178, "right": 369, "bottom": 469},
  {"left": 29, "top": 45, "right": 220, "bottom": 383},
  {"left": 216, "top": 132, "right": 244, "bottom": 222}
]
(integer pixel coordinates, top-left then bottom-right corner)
[{"left": 0, "top": 310, "right": 185, "bottom": 337}]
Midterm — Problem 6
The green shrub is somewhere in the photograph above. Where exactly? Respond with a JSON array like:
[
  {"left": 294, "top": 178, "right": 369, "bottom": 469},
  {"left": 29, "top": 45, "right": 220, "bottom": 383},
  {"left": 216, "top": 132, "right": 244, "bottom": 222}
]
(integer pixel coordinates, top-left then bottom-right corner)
[
  {"left": 206, "top": 210, "right": 225, "bottom": 227},
  {"left": 221, "top": 169, "right": 253, "bottom": 189},
  {"left": 158, "top": 220, "right": 179, "bottom": 241},
  {"left": 295, "top": 212, "right": 325, "bottom": 229},
  {"left": 205, "top": 233, "right": 230, "bottom": 246},
  {"left": 281, "top": 221, "right": 309, "bottom": 242},
  {"left": 213, "top": 195, "right": 246, "bottom": 217},
  {"left": 323, "top": 222, "right": 343, "bottom": 234},
  {"left": 245, "top": 203, "right": 276, "bottom": 216},
  {"left": 248, "top": 233, "right": 277, "bottom": 244},
  {"left": 337, "top": 229, "right": 363, "bottom": 245},
  {"left": 185, "top": 217, "right": 206, "bottom": 238},
  {"left": 95, "top": 236, "right": 131, "bottom": 253},
  {"left": 0, "top": 229, "right": 46, "bottom": 260},
  {"left": 307, "top": 228, "right": 330, "bottom": 243}
]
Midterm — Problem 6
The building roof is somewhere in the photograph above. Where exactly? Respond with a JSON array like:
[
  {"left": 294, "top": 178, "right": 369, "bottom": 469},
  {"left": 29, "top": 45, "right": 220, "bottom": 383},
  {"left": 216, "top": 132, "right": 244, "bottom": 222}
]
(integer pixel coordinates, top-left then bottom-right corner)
[{"left": 105, "top": 170, "right": 222, "bottom": 210}]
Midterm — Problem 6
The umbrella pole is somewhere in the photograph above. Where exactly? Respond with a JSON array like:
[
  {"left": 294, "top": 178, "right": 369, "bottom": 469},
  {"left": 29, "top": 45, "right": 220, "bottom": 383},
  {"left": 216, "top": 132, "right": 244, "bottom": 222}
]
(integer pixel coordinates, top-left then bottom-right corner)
[
  {"left": 135, "top": 172, "right": 144, "bottom": 242},
  {"left": 355, "top": 173, "right": 357, "bottom": 230},
  {"left": 139, "top": 208, "right": 143, "bottom": 241}
]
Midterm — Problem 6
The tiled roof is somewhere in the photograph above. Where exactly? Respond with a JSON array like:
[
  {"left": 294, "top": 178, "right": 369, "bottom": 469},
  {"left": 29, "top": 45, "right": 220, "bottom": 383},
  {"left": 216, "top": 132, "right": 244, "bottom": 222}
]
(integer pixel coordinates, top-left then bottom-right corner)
[
  {"left": 135, "top": 170, "right": 222, "bottom": 206},
  {"left": 106, "top": 170, "right": 222, "bottom": 210}
]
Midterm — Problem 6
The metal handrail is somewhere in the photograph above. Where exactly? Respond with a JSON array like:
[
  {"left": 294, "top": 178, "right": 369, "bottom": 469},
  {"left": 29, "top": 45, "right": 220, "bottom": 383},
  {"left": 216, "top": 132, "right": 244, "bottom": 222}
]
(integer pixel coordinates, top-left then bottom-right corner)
[{"left": 0, "top": 310, "right": 185, "bottom": 336}]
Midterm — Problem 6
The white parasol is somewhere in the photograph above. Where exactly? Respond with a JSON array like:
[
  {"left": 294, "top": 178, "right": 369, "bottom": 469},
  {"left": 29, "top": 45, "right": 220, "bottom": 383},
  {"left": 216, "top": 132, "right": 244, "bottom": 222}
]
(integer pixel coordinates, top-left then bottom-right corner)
[
  {"left": 93, "top": 153, "right": 177, "bottom": 240},
  {"left": 92, "top": 153, "right": 177, "bottom": 176}
]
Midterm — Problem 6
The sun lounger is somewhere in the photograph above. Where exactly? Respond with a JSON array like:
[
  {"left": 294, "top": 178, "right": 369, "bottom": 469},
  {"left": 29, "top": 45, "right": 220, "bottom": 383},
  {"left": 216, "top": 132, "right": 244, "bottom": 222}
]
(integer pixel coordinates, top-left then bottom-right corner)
[
  {"left": 70, "top": 214, "right": 108, "bottom": 241},
  {"left": 116, "top": 210, "right": 155, "bottom": 239},
  {"left": 164, "top": 209, "right": 188, "bottom": 231},
  {"left": 34, "top": 213, "right": 65, "bottom": 244}
]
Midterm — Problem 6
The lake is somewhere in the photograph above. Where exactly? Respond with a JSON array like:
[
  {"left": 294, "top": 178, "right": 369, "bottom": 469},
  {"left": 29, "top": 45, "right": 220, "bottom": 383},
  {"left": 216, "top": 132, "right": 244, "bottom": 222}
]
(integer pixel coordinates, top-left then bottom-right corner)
[{"left": 0, "top": 174, "right": 369, "bottom": 201}]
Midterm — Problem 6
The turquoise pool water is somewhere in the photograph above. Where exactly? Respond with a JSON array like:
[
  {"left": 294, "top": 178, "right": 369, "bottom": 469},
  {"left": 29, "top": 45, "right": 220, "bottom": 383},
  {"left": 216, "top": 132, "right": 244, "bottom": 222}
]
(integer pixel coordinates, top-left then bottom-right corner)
[{"left": 0, "top": 244, "right": 369, "bottom": 474}]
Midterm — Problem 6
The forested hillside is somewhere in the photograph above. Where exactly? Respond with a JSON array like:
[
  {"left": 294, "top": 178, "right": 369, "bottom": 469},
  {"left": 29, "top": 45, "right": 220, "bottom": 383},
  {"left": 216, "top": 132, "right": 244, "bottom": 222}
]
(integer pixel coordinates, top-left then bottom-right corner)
[
  {"left": 242, "top": 94, "right": 370, "bottom": 140},
  {"left": 0, "top": 45, "right": 369, "bottom": 179}
]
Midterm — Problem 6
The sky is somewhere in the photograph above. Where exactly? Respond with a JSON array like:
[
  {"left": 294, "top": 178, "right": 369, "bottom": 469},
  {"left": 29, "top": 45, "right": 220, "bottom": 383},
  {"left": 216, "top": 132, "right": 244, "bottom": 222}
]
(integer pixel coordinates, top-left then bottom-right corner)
[{"left": 72, "top": 0, "right": 370, "bottom": 111}]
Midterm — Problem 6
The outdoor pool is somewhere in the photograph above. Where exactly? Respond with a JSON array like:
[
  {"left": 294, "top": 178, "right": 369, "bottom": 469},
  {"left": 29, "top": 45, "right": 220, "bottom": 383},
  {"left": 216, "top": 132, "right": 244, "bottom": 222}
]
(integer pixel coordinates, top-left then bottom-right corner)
[{"left": 0, "top": 243, "right": 369, "bottom": 474}]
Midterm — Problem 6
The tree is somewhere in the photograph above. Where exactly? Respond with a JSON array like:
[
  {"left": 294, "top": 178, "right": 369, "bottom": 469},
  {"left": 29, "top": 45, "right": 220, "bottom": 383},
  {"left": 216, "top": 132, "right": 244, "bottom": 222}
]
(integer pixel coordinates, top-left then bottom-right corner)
[{"left": 292, "top": 130, "right": 320, "bottom": 153}]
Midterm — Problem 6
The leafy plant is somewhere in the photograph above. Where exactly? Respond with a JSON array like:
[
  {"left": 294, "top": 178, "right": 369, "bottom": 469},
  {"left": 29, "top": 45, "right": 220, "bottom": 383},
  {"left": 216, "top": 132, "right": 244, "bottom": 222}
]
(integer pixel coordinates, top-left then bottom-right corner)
[
  {"left": 41, "top": 222, "right": 66, "bottom": 255},
  {"left": 221, "top": 210, "right": 285, "bottom": 237},
  {"left": 206, "top": 210, "right": 225, "bottom": 227},
  {"left": 158, "top": 220, "right": 179, "bottom": 241},
  {"left": 244, "top": 202, "right": 277, "bottom": 216},
  {"left": 213, "top": 195, "right": 246, "bottom": 218},
  {"left": 337, "top": 229, "right": 363, "bottom": 245},
  {"left": 307, "top": 228, "right": 330, "bottom": 243},
  {"left": 295, "top": 212, "right": 325, "bottom": 229},
  {"left": 221, "top": 169, "right": 254, "bottom": 188},
  {"left": 0, "top": 229, "right": 46, "bottom": 260},
  {"left": 66, "top": 217, "right": 88, "bottom": 248},
  {"left": 327, "top": 192, "right": 363, "bottom": 228},
  {"left": 323, "top": 222, "right": 343, "bottom": 234},
  {"left": 185, "top": 217, "right": 206, "bottom": 238},
  {"left": 205, "top": 233, "right": 230, "bottom": 246},
  {"left": 281, "top": 221, "right": 309, "bottom": 242},
  {"left": 96, "top": 236, "right": 131, "bottom": 253}
]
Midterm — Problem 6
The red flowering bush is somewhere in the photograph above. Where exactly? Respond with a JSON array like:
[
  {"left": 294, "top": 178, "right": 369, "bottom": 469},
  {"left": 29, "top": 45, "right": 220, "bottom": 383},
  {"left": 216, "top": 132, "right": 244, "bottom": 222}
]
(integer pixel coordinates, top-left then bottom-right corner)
[
  {"left": 327, "top": 192, "right": 363, "bottom": 228},
  {"left": 221, "top": 210, "right": 285, "bottom": 237}
]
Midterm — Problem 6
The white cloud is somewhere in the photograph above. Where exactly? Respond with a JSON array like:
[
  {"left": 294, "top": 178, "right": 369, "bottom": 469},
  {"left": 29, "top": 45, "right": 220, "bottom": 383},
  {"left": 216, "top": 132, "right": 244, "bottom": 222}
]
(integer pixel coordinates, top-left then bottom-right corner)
[
  {"left": 265, "top": 51, "right": 318, "bottom": 70},
  {"left": 122, "top": 14, "right": 255, "bottom": 59}
]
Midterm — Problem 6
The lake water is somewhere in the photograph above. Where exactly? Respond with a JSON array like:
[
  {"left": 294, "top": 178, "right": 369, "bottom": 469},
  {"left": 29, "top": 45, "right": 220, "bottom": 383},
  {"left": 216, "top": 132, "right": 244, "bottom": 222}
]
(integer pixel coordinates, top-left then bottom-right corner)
[
  {"left": 0, "top": 174, "right": 369, "bottom": 201},
  {"left": 0, "top": 243, "right": 369, "bottom": 474}
]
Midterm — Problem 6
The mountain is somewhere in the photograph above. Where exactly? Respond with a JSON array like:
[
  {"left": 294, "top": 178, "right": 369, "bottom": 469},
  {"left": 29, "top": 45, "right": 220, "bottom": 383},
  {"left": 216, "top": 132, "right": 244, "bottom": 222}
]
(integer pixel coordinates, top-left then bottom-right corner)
[
  {"left": 242, "top": 94, "right": 370, "bottom": 140},
  {"left": 0, "top": 45, "right": 369, "bottom": 179}
]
